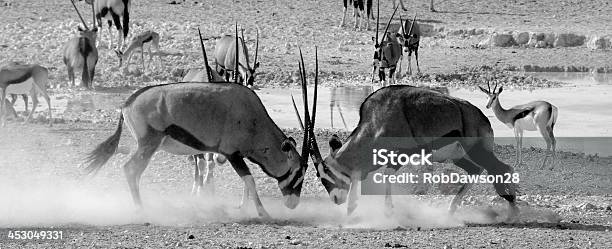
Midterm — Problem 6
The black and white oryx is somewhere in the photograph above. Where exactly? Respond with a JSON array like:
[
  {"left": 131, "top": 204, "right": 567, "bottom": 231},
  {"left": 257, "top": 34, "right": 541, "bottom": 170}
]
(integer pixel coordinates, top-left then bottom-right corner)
[
  {"left": 340, "top": 0, "right": 374, "bottom": 30},
  {"left": 479, "top": 81, "right": 558, "bottom": 168},
  {"left": 80, "top": 0, "right": 131, "bottom": 50},
  {"left": 292, "top": 61, "right": 519, "bottom": 220},
  {"left": 213, "top": 24, "right": 260, "bottom": 88},
  {"left": 0, "top": 64, "right": 52, "bottom": 127},
  {"left": 85, "top": 31, "right": 307, "bottom": 217},
  {"left": 114, "top": 30, "right": 162, "bottom": 71},
  {"left": 63, "top": 0, "right": 99, "bottom": 89},
  {"left": 371, "top": 3, "right": 402, "bottom": 86},
  {"left": 396, "top": 14, "right": 421, "bottom": 76}
]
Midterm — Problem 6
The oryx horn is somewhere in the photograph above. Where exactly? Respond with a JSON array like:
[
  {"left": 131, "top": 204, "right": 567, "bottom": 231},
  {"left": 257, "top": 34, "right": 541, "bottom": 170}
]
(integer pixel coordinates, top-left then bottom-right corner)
[
  {"left": 69, "top": 0, "right": 89, "bottom": 30},
  {"left": 198, "top": 27, "right": 212, "bottom": 82},
  {"left": 234, "top": 22, "right": 239, "bottom": 83},
  {"left": 380, "top": 5, "right": 399, "bottom": 43},
  {"left": 254, "top": 28, "right": 259, "bottom": 69},
  {"left": 407, "top": 13, "right": 417, "bottom": 38},
  {"left": 298, "top": 47, "right": 310, "bottom": 166},
  {"left": 375, "top": 0, "right": 380, "bottom": 46}
]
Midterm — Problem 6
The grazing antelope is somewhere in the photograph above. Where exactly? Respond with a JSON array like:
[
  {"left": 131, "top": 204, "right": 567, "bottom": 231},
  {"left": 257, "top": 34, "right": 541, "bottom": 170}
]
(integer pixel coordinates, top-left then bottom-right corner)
[
  {"left": 291, "top": 54, "right": 519, "bottom": 220},
  {"left": 64, "top": 0, "right": 98, "bottom": 89},
  {"left": 85, "top": 32, "right": 308, "bottom": 219},
  {"left": 371, "top": 3, "right": 402, "bottom": 86},
  {"left": 396, "top": 14, "right": 420, "bottom": 76},
  {"left": 80, "top": 0, "right": 131, "bottom": 50},
  {"left": 115, "top": 30, "right": 162, "bottom": 71},
  {"left": 340, "top": 0, "right": 374, "bottom": 30},
  {"left": 0, "top": 64, "right": 52, "bottom": 126},
  {"left": 478, "top": 81, "right": 558, "bottom": 168},
  {"left": 213, "top": 24, "right": 260, "bottom": 88}
]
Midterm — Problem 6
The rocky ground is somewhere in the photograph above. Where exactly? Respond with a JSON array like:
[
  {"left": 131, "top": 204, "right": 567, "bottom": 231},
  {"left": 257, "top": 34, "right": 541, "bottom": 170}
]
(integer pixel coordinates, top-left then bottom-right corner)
[{"left": 0, "top": 0, "right": 611, "bottom": 248}]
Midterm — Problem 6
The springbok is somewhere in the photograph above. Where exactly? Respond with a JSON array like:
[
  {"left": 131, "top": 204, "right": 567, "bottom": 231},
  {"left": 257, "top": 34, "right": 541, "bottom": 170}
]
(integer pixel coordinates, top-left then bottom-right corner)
[
  {"left": 291, "top": 54, "right": 519, "bottom": 220},
  {"left": 80, "top": 0, "right": 131, "bottom": 50},
  {"left": 478, "top": 81, "right": 558, "bottom": 168},
  {"left": 114, "top": 30, "right": 162, "bottom": 71},
  {"left": 213, "top": 24, "right": 260, "bottom": 88},
  {"left": 340, "top": 0, "right": 374, "bottom": 30},
  {"left": 0, "top": 64, "right": 52, "bottom": 127},
  {"left": 84, "top": 31, "right": 308, "bottom": 219},
  {"left": 396, "top": 14, "right": 420, "bottom": 76},
  {"left": 371, "top": 3, "right": 402, "bottom": 86},
  {"left": 63, "top": 0, "right": 98, "bottom": 89}
]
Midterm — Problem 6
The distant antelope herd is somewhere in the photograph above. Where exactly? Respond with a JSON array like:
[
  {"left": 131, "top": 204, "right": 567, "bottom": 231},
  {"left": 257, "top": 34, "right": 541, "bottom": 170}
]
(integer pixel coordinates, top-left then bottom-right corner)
[{"left": 1, "top": 0, "right": 564, "bottom": 223}]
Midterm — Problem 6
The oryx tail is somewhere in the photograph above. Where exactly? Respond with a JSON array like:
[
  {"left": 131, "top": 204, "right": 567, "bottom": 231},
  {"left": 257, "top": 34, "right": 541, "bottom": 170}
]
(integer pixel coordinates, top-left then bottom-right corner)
[
  {"left": 79, "top": 37, "right": 93, "bottom": 87},
  {"left": 84, "top": 113, "right": 124, "bottom": 175}
]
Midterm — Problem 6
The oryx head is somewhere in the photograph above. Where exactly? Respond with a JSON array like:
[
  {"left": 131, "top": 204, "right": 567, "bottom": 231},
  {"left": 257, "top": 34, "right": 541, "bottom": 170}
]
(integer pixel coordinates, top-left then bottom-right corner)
[
  {"left": 478, "top": 80, "right": 503, "bottom": 109},
  {"left": 233, "top": 25, "right": 260, "bottom": 88},
  {"left": 371, "top": 1, "right": 399, "bottom": 83},
  {"left": 290, "top": 48, "right": 351, "bottom": 205},
  {"left": 397, "top": 14, "right": 418, "bottom": 53},
  {"left": 71, "top": 0, "right": 98, "bottom": 41}
]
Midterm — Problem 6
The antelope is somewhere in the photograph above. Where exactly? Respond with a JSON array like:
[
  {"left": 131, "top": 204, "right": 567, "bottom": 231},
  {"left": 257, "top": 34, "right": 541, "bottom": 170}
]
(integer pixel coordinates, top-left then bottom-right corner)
[
  {"left": 291, "top": 53, "right": 519, "bottom": 221},
  {"left": 371, "top": 3, "right": 402, "bottom": 86},
  {"left": 0, "top": 64, "right": 52, "bottom": 127},
  {"left": 340, "top": 0, "right": 374, "bottom": 30},
  {"left": 396, "top": 14, "right": 421, "bottom": 76},
  {"left": 84, "top": 31, "right": 309, "bottom": 219},
  {"left": 478, "top": 81, "right": 558, "bottom": 168},
  {"left": 63, "top": 0, "right": 98, "bottom": 89},
  {"left": 114, "top": 30, "right": 163, "bottom": 71},
  {"left": 213, "top": 24, "right": 260, "bottom": 88},
  {"left": 80, "top": 0, "right": 131, "bottom": 50}
]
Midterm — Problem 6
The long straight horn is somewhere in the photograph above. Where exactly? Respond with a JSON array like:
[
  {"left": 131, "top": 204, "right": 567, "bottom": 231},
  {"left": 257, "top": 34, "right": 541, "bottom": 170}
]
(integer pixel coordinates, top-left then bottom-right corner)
[
  {"left": 253, "top": 29, "right": 259, "bottom": 69},
  {"left": 407, "top": 13, "right": 417, "bottom": 37},
  {"left": 309, "top": 47, "right": 323, "bottom": 162},
  {"left": 380, "top": 5, "right": 399, "bottom": 42},
  {"left": 493, "top": 80, "right": 499, "bottom": 93},
  {"left": 298, "top": 47, "right": 311, "bottom": 164},
  {"left": 69, "top": 0, "right": 89, "bottom": 30},
  {"left": 91, "top": 0, "right": 96, "bottom": 28},
  {"left": 291, "top": 95, "right": 305, "bottom": 131},
  {"left": 198, "top": 27, "right": 212, "bottom": 82},
  {"left": 399, "top": 15, "right": 404, "bottom": 36},
  {"left": 375, "top": 0, "right": 380, "bottom": 46},
  {"left": 234, "top": 22, "right": 239, "bottom": 83}
]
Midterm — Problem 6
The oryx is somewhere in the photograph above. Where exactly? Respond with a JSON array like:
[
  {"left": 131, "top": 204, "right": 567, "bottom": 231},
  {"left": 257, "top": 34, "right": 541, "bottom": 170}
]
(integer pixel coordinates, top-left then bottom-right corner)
[
  {"left": 340, "top": 0, "right": 374, "bottom": 30},
  {"left": 371, "top": 3, "right": 402, "bottom": 86},
  {"left": 114, "top": 30, "right": 163, "bottom": 71},
  {"left": 85, "top": 32, "right": 308, "bottom": 219},
  {"left": 80, "top": 0, "right": 131, "bottom": 50},
  {"left": 213, "top": 24, "right": 260, "bottom": 88},
  {"left": 63, "top": 0, "right": 99, "bottom": 89},
  {"left": 0, "top": 64, "right": 52, "bottom": 127},
  {"left": 291, "top": 55, "right": 519, "bottom": 220},
  {"left": 478, "top": 81, "right": 558, "bottom": 168},
  {"left": 396, "top": 14, "right": 421, "bottom": 76}
]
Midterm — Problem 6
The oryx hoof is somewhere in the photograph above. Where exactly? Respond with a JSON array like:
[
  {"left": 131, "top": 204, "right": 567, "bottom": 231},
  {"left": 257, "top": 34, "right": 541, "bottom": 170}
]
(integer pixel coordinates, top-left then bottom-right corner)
[
  {"left": 347, "top": 203, "right": 358, "bottom": 216},
  {"left": 257, "top": 209, "right": 272, "bottom": 219}
]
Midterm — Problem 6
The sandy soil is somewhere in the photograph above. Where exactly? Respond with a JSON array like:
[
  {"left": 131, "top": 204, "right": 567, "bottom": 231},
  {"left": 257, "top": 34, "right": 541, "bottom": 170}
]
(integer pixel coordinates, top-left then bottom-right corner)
[{"left": 1, "top": 0, "right": 611, "bottom": 248}]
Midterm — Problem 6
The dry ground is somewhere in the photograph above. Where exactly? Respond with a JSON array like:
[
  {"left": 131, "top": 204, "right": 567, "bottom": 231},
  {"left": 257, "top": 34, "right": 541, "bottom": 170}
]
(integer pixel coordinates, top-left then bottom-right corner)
[{"left": 0, "top": 0, "right": 611, "bottom": 248}]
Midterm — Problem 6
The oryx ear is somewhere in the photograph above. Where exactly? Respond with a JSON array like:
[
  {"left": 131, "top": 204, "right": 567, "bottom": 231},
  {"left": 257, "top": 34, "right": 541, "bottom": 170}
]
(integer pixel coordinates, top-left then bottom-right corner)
[
  {"left": 92, "top": 27, "right": 98, "bottom": 32},
  {"left": 281, "top": 137, "right": 297, "bottom": 152},
  {"left": 478, "top": 86, "right": 488, "bottom": 94},
  {"left": 254, "top": 62, "right": 260, "bottom": 70},
  {"left": 77, "top": 26, "right": 85, "bottom": 32},
  {"left": 329, "top": 134, "right": 342, "bottom": 153},
  {"left": 371, "top": 36, "right": 376, "bottom": 42},
  {"left": 497, "top": 86, "right": 503, "bottom": 94}
]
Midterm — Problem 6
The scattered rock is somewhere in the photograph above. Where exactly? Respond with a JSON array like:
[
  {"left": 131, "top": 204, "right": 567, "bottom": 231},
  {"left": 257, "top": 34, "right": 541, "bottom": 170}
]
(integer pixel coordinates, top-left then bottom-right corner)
[
  {"left": 187, "top": 234, "right": 195, "bottom": 239},
  {"left": 289, "top": 239, "right": 302, "bottom": 245},
  {"left": 586, "top": 36, "right": 611, "bottom": 50},
  {"left": 513, "top": 31, "right": 530, "bottom": 45},
  {"left": 554, "top": 33, "right": 586, "bottom": 47},
  {"left": 577, "top": 202, "right": 597, "bottom": 211}
]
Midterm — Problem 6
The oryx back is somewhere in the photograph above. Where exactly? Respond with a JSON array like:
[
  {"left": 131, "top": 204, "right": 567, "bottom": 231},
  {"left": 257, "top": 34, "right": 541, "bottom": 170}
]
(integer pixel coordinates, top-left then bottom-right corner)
[
  {"left": 379, "top": 35, "right": 402, "bottom": 68},
  {"left": 214, "top": 35, "right": 249, "bottom": 73}
]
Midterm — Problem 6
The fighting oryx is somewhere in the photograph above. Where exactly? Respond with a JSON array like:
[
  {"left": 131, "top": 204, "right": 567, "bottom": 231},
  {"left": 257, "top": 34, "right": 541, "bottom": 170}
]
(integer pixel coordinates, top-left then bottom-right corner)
[
  {"left": 63, "top": 0, "right": 99, "bottom": 89},
  {"left": 479, "top": 81, "right": 558, "bottom": 168},
  {"left": 115, "top": 30, "right": 163, "bottom": 71},
  {"left": 340, "top": 0, "right": 374, "bottom": 30},
  {"left": 80, "top": 0, "right": 131, "bottom": 50},
  {"left": 371, "top": 3, "right": 402, "bottom": 86},
  {"left": 396, "top": 14, "right": 420, "bottom": 76},
  {"left": 0, "top": 64, "right": 52, "bottom": 127},
  {"left": 85, "top": 31, "right": 308, "bottom": 217},
  {"left": 213, "top": 24, "right": 260, "bottom": 88},
  {"left": 291, "top": 54, "right": 519, "bottom": 220}
]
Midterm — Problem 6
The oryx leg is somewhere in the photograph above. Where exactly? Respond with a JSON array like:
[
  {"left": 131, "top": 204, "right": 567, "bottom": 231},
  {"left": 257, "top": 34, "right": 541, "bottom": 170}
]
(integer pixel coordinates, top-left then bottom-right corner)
[
  {"left": 430, "top": 0, "right": 437, "bottom": 12},
  {"left": 330, "top": 102, "right": 334, "bottom": 129},
  {"left": 384, "top": 167, "right": 396, "bottom": 217},
  {"left": 141, "top": 47, "right": 145, "bottom": 71},
  {"left": 407, "top": 50, "right": 412, "bottom": 75},
  {"left": 10, "top": 94, "right": 28, "bottom": 114},
  {"left": 394, "top": 0, "right": 408, "bottom": 11},
  {"left": 388, "top": 66, "right": 397, "bottom": 85},
  {"left": 203, "top": 153, "right": 218, "bottom": 195},
  {"left": 4, "top": 98, "right": 18, "bottom": 119},
  {"left": 414, "top": 49, "right": 421, "bottom": 74},
  {"left": 107, "top": 20, "right": 114, "bottom": 50},
  {"left": 23, "top": 94, "right": 39, "bottom": 124},
  {"left": 123, "top": 128, "right": 164, "bottom": 207},
  {"left": 449, "top": 157, "right": 483, "bottom": 214},
  {"left": 147, "top": 44, "right": 153, "bottom": 69},
  {"left": 228, "top": 153, "right": 270, "bottom": 218},
  {"left": 191, "top": 154, "right": 203, "bottom": 196},
  {"left": 336, "top": 104, "right": 349, "bottom": 130},
  {"left": 340, "top": 0, "right": 348, "bottom": 28},
  {"left": 513, "top": 127, "right": 520, "bottom": 166},
  {"left": 517, "top": 128, "right": 524, "bottom": 166},
  {"left": 0, "top": 87, "right": 7, "bottom": 126},
  {"left": 347, "top": 171, "right": 361, "bottom": 215},
  {"left": 111, "top": 13, "right": 124, "bottom": 51},
  {"left": 67, "top": 66, "right": 76, "bottom": 87},
  {"left": 396, "top": 54, "right": 403, "bottom": 79},
  {"left": 539, "top": 124, "right": 556, "bottom": 169}
]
